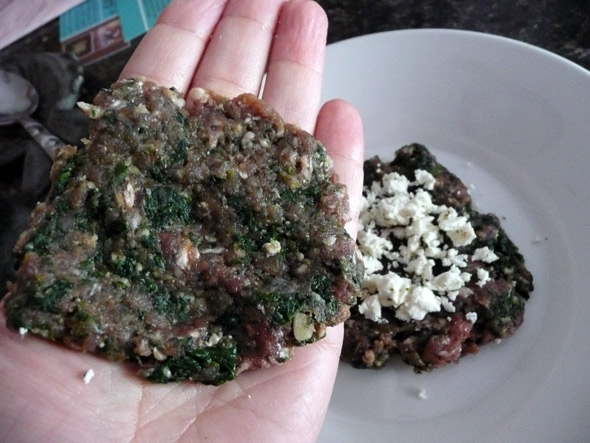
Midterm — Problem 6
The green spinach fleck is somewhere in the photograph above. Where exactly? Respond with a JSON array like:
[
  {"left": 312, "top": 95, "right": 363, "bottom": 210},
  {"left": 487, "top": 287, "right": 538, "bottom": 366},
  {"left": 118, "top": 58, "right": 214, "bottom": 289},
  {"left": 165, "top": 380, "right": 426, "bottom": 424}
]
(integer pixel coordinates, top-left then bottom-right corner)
[
  {"left": 143, "top": 186, "right": 192, "bottom": 228},
  {"left": 113, "top": 162, "right": 129, "bottom": 184},
  {"left": 151, "top": 290, "right": 189, "bottom": 324},
  {"left": 54, "top": 155, "right": 79, "bottom": 196},
  {"left": 38, "top": 279, "right": 74, "bottom": 313},
  {"left": 24, "top": 221, "right": 53, "bottom": 254},
  {"left": 147, "top": 339, "right": 238, "bottom": 385},
  {"left": 253, "top": 291, "right": 305, "bottom": 325}
]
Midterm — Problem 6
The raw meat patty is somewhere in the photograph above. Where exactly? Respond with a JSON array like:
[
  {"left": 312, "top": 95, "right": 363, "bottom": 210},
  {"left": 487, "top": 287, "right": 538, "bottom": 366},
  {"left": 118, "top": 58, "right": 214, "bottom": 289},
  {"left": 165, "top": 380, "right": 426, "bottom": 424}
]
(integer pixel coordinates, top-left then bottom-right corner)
[
  {"left": 342, "top": 144, "right": 533, "bottom": 372},
  {"left": 3, "top": 79, "right": 363, "bottom": 385}
]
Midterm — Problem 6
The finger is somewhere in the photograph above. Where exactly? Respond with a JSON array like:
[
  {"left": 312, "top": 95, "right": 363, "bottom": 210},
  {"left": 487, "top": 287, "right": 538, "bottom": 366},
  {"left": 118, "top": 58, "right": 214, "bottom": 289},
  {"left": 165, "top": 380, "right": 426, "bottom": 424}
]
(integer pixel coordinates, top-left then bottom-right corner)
[
  {"left": 190, "top": 0, "right": 287, "bottom": 98},
  {"left": 315, "top": 99, "right": 364, "bottom": 238},
  {"left": 119, "top": 0, "right": 229, "bottom": 94},
  {"left": 262, "top": 0, "right": 327, "bottom": 133}
]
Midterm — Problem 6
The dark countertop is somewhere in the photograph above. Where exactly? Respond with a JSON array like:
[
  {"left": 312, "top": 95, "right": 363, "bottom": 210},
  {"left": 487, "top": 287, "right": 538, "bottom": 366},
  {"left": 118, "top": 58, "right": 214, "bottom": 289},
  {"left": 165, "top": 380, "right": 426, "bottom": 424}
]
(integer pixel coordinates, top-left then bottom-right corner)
[{"left": 319, "top": 0, "right": 590, "bottom": 73}]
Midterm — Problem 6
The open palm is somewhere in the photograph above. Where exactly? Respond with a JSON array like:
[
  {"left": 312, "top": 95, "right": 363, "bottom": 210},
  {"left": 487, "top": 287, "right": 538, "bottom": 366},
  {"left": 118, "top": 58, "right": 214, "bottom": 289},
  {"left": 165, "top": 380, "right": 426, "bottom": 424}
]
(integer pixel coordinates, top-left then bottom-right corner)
[{"left": 0, "top": 1, "right": 364, "bottom": 441}]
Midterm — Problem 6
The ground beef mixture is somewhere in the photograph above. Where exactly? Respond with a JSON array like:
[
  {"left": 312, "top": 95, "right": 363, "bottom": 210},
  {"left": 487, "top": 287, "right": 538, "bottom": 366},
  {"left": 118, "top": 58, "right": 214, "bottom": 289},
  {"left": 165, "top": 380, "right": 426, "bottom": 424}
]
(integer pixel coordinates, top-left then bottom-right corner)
[
  {"left": 3, "top": 79, "right": 363, "bottom": 385},
  {"left": 342, "top": 144, "right": 533, "bottom": 373}
]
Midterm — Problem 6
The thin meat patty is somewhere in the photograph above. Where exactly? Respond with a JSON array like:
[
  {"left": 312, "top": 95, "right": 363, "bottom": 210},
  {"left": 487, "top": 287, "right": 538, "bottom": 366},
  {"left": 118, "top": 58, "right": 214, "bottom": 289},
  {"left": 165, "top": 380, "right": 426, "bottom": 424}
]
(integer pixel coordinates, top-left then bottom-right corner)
[
  {"left": 342, "top": 144, "right": 533, "bottom": 372},
  {"left": 3, "top": 79, "right": 363, "bottom": 385}
]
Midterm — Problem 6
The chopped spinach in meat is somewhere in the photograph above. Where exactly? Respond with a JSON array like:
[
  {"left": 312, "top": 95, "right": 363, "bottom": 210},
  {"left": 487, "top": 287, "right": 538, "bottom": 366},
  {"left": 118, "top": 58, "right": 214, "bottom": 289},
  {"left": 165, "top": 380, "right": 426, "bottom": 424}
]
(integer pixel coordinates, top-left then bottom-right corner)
[{"left": 3, "top": 79, "right": 362, "bottom": 384}]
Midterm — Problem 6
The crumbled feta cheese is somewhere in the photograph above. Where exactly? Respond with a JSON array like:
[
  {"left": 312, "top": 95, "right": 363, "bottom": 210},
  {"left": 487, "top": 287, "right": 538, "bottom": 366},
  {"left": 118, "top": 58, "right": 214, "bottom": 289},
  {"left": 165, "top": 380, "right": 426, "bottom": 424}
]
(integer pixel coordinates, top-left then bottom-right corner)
[
  {"left": 262, "top": 239, "right": 281, "bottom": 256},
  {"left": 362, "top": 255, "right": 384, "bottom": 274},
  {"left": 414, "top": 169, "right": 436, "bottom": 190},
  {"left": 405, "top": 254, "right": 435, "bottom": 281},
  {"left": 472, "top": 247, "right": 499, "bottom": 263},
  {"left": 441, "top": 297, "right": 456, "bottom": 313},
  {"left": 369, "top": 272, "right": 412, "bottom": 308},
  {"left": 18, "top": 327, "right": 28, "bottom": 337},
  {"left": 446, "top": 290, "right": 459, "bottom": 301},
  {"left": 395, "top": 286, "right": 441, "bottom": 321},
  {"left": 417, "top": 388, "right": 428, "bottom": 400},
  {"left": 476, "top": 268, "right": 491, "bottom": 287},
  {"left": 429, "top": 266, "right": 467, "bottom": 292},
  {"left": 83, "top": 369, "right": 95, "bottom": 384},
  {"left": 381, "top": 172, "right": 410, "bottom": 194},
  {"left": 465, "top": 312, "right": 478, "bottom": 323},
  {"left": 356, "top": 161, "right": 495, "bottom": 323},
  {"left": 373, "top": 195, "right": 413, "bottom": 226},
  {"left": 438, "top": 208, "right": 476, "bottom": 247},
  {"left": 357, "top": 230, "right": 392, "bottom": 258},
  {"left": 358, "top": 294, "right": 382, "bottom": 322},
  {"left": 442, "top": 248, "right": 468, "bottom": 267}
]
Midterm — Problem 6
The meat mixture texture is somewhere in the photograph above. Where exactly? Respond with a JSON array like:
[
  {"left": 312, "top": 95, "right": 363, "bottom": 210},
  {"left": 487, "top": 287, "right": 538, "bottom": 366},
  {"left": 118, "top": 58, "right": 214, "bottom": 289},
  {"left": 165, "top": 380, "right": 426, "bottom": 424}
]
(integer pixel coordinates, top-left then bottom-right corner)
[
  {"left": 342, "top": 144, "right": 533, "bottom": 373},
  {"left": 3, "top": 79, "right": 363, "bottom": 385}
]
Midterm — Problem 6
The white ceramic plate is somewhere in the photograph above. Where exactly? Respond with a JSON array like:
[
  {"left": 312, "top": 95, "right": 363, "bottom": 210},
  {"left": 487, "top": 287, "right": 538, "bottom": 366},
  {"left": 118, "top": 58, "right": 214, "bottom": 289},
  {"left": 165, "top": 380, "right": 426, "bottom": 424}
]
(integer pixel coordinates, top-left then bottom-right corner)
[{"left": 319, "top": 29, "right": 590, "bottom": 443}]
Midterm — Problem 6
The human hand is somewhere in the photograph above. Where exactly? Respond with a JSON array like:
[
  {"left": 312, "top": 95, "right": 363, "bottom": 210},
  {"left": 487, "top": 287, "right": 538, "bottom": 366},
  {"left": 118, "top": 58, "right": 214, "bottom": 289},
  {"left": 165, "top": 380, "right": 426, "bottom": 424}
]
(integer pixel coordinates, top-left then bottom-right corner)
[{"left": 0, "top": 1, "right": 363, "bottom": 441}]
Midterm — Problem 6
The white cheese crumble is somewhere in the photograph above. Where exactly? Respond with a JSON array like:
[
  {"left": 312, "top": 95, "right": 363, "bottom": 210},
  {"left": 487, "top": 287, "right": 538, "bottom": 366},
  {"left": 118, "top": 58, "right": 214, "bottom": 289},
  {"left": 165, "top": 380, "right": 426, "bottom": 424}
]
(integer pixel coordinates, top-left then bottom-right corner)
[
  {"left": 18, "top": 327, "right": 28, "bottom": 337},
  {"left": 472, "top": 246, "right": 499, "bottom": 263},
  {"left": 171, "top": 96, "right": 186, "bottom": 109},
  {"left": 465, "top": 312, "right": 478, "bottom": 324},
  {"left": 476, "top": 268, "right": 491, "bottom": 287},
  {"left": 417, "top": 388, "right": 428, "bottom": 400},
  {"left": 414, "top": 169, "right": 436, "bottom": 190},
  {"left": 395, "top": 286, "right": 441, "bottom": 321},
  {"left": 437, "top": 208, "right": 476, "bottom": 247},
  {"left": 83, "top": 369, "right": 95, "bottom": 384},
  {"left": 358, "top": 293, "right": 382, "bottom": 322},
  {"left": 357, "top": 166, "right": 496, "bottom": 322},
  {"left": 262, "top": 239, "right": 281, "bottom": 256}
]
